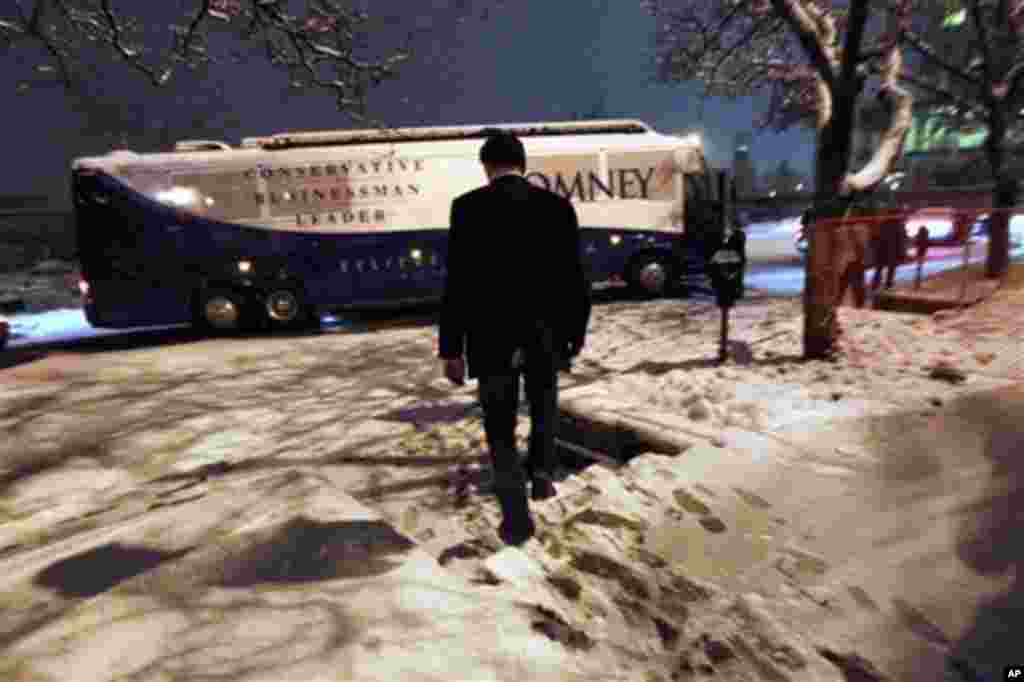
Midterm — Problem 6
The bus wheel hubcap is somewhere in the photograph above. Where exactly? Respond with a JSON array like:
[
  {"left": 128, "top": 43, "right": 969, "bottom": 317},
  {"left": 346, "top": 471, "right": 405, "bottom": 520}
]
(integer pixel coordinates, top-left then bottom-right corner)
[
  {"left": 638, "top": 262, "right": 666, "bottom": 293},
  {"left": 204, "top": 296, "right": 239, "bottom": 329},
  {"left": 266, "top": 290, "right": 300, "bottom": 322}
]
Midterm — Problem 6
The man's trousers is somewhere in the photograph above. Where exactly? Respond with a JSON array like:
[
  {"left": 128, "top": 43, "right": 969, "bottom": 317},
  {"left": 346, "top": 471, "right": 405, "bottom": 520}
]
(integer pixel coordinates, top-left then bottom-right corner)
[{"left": 476, "top": 337, "right": 560, "bottom": 503}]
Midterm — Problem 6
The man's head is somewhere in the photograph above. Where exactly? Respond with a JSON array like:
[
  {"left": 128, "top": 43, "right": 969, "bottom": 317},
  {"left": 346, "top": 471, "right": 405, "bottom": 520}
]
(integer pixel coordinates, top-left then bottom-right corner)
[{"left": 479, "top": 129, "right": 526, "bottom": 179}]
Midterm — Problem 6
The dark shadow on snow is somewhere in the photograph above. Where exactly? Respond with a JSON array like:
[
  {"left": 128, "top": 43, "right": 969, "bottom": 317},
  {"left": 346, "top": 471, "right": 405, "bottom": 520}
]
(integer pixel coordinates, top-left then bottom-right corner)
[
  {"left": 946, "top": 387, "right": 1024, "bottom": 681},
  {"left": 209, "top": 517, "right": 416, "bottom": 586},
  {"left": 34, "top": 542, "right": 194, "bottom": 598},
  {"left": 375, "top": 401, "right": 480, "bottom": 428}
]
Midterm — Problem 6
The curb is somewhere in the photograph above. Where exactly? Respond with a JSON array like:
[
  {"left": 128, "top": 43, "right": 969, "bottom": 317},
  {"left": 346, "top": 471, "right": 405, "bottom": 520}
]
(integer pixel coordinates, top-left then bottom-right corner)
[
  {"left": 559, "top": 389, "right": 715, "bottom": 459},
  {"left": 875, "top": 279, "right": 1001, "bottom": 314}
]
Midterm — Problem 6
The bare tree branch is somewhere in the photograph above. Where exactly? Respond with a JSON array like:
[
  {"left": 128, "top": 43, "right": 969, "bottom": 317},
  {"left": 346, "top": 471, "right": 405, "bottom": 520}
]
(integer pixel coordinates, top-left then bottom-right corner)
[
  {"left": 710, "top": 18, "right": 770, "bottom": 80},
  {"left": 857, "top": 46, "right": 890, "bottom": 62},
  {"left": 2, "top": 0, "right": 494, "bottom": 118},
  {"left": 901, "top": 29, "right": 981, "bottom": 89},
  {"left": 1006, "top": 59, "right": 1024, "bottom": 100},
  {"left": 967, "top": 0, "right": 1001, "bottom": 104},
  {"left": 839, "top": 0, "right": 870, "bottom": 86},
  {"left": 13, "top": 0, "right": 75, "bottom": 87},
  {"left": 97, "top": 0, "right": 171, "bottom": 85},
  {"left": 770, "top": 0, "right": 838, "bottom": 87},
  {"left": 844, "top": 47, "right": 913, "bottom": 192},
  {"left": 176, "top": 0, "right": 215, "bottom": 66},
  {"left": 897, "top": 69, "right": 980, "bottom": 113}
]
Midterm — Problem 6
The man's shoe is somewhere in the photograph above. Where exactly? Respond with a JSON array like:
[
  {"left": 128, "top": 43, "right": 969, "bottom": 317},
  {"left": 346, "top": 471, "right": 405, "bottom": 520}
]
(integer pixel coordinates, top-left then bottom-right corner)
[
  {"left": 498, "top": 516, "right": 536, "bottom": 546},
  {"left": 531, "top": 477, "right": 557, "bottom": 501}
]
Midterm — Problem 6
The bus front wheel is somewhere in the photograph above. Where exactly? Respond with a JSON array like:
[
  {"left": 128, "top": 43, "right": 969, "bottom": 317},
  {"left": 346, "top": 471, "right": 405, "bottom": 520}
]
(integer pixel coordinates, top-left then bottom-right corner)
[
  {"left": 627, "top": 254, "right": 672, "bottom": 298},
  {"left": 263, "top": 287, "right": 311, "bottom": 330},
  {"left": 196, "top": 288, "right": 249, "bottom": 333}
]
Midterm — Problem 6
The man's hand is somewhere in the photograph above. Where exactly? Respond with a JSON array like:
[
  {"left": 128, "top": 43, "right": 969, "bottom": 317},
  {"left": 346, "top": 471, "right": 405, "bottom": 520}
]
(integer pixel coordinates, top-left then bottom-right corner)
[
  {"left": 443, "top": 357, "right": 466, "bottom": 386},
  {"left": 558, "top": 339, "right": 583, "bottom": 373}
]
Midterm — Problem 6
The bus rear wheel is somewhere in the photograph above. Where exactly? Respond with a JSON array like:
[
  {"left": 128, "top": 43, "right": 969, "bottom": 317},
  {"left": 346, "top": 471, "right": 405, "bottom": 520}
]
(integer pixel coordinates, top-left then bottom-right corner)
[
  {"left": 627, "top": 254, "right": 672, "bottom": 298},
  {"left": 263, "top": 287, "right": 312, "bottom": 330},
  {"left": 196, "top": 288, "right": 249, "bottom": 333}
]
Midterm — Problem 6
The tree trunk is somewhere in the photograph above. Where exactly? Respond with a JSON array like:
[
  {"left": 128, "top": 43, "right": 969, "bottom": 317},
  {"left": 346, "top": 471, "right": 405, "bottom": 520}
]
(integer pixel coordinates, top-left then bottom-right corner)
[
  {"left": 985, "top": 179, "right": 1016, "bottom": 278},
  {"left": 804, "top": 98, "right": 856, "bottom": 359},
  {"left": 984, "top": 112, "right": 1014, "bottom": 278}
]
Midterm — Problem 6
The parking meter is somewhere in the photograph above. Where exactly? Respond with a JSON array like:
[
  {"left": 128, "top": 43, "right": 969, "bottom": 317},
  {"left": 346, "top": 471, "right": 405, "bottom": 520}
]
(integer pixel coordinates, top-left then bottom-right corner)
[
  {"left": 707, "top": 226, "right": 747, "bottom": 362},
  {"left": 708, "top": 227, "right": 747, "bottom": 309}
]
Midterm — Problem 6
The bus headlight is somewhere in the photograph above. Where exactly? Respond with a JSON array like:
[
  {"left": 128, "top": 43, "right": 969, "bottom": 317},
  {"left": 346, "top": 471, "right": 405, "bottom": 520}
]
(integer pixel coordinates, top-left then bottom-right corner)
[{"left": 154, "top": 187, "right": 199, "bottom": 207}]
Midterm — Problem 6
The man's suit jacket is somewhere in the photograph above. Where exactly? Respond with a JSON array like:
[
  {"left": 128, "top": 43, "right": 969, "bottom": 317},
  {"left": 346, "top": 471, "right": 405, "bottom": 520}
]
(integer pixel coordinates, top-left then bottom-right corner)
[{"left": 438, "top": 174, "right": 591, "bottom": 379}]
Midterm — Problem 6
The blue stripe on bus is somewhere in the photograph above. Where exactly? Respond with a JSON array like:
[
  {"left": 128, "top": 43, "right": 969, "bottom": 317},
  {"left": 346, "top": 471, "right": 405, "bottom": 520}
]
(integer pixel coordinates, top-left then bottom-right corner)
[{"left": 77, "top": 171, "right": 694, "bottom": 327}]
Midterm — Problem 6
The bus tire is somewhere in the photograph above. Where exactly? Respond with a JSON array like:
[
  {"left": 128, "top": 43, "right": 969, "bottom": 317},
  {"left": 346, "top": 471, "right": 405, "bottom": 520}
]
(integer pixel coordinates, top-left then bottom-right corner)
[
  {"left": 195, "top": 287, "right": 250, "bottom": 334},
  {"left": 627, "top": 253, "right": 673, "bottom": 298},
  {"left": 263, "top": 286, "right": 313, "bottom": 331}
]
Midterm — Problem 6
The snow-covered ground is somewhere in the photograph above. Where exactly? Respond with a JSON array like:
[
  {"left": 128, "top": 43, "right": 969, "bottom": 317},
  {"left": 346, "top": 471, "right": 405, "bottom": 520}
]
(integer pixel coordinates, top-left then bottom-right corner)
[
  {"left": 4, "top": 308, "right": 196, "bottom": 349},
  {"left": 3, "top": 258, "right": 1024, "bottom": 681},
  {"left": 5, "top": 309, "right": 123, "bottom": 345}
]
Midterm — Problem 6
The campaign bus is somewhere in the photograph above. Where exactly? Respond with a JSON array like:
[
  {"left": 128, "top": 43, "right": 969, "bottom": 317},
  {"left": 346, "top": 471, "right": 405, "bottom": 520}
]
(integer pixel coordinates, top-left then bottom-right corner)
[{"left": 72, "top": 119, "right": 723, "bottom": 332}]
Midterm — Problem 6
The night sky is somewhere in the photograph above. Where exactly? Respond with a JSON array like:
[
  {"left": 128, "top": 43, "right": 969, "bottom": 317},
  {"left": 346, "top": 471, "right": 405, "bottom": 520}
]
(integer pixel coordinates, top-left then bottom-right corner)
[{"left": 2, "top": 1, "right": 813, "bottom": 204}]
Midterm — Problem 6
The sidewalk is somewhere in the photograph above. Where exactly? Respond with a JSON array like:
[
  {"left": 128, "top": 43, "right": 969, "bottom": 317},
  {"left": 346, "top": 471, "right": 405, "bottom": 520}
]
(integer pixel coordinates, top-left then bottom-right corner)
[
  {"left": 551, "top": 264, "right": 1024, "bottom": 681},
  {"left": 1, "top": 265, "right": 1022, "bottom": 681},
  {"left": 0, "top": 466, "right": 593, "bottom": 682},
  {"left": 874, "top": 257, "right": 1011, "bottom": 314}
]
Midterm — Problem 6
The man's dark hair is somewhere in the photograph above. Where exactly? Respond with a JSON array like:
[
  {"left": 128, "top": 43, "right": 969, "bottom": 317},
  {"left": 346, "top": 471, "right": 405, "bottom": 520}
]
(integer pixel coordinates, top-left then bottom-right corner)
[{"left": 479, "top": 129, "right": 526, "bottom": 171}]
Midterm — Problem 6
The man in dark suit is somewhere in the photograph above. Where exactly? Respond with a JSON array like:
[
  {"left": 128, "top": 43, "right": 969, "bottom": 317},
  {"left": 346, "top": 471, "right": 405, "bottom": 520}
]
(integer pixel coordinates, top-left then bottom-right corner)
[{"left": 438, "top": 130, "right": 591, "bottom": 546}]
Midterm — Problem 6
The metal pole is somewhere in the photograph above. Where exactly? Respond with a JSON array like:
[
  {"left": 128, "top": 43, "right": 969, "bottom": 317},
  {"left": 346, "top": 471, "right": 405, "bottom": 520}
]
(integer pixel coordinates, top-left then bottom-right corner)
[
  {"left": 718, "top": 305, "right": 730, "bottom": 362},
  {"left": 959, "top": 239, "right": 972, "bottom": 302}
]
